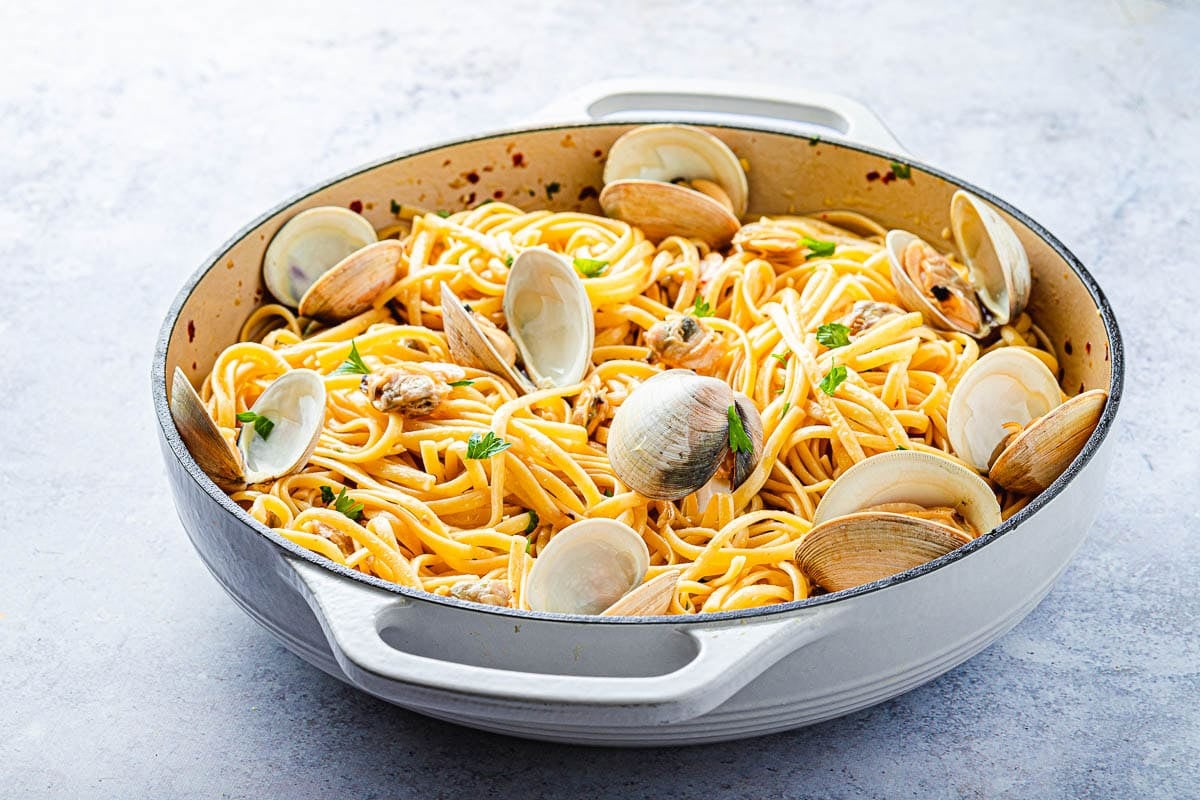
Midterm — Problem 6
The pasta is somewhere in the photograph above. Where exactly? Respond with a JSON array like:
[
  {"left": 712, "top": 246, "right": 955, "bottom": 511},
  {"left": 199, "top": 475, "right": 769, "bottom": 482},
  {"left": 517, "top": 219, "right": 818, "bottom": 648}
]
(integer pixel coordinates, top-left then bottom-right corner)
[{"left": 195, "top": 199, "right": 1059, "bottom": 615}]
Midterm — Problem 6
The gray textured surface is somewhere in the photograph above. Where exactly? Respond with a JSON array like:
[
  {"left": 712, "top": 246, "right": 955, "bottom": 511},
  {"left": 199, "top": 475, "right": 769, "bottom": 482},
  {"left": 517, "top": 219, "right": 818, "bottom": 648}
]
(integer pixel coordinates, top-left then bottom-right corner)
[{"left": 1, "top": 0, "right": 1197, "bottom": 797}]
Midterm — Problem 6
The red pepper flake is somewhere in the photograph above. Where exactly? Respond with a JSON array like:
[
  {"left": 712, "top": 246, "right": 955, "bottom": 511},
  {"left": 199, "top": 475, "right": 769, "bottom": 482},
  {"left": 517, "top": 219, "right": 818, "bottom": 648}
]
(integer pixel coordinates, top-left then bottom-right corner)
[
  {"left": 578, "top": 185, "right": 599, "bottom": 201},
  {"left": 1085, "top": 341, "right": 1092, "bottom": 354},
  {"left": 866, "top": 171, "right": 881, "bottom": 182},
  {"left": 881, "top": 172, "right": 896, "bottom": 184},
  {"left": 493, "top": 189, "right": 505, "bottom": 199},
  {"left": 1104, "top": 342, "right": 1110, "bottom": 362},
  {"left": 481, "top": 165, "right": 494, "bottom": 172},
  {"left": 225, "top": 259, "right": 235, "bottom": 270},
  {"left": 442, "top": 158, "right": 452, "bottom": 167},
  {"left": 593, "top": 149, "right": 603, "bottom": 158},
  {"left": 1064, "top": 340, "right": 1073, "bottom": 355},
  {"left": 187, "top": 320, "right": 196, "bottom": 342},
  {"left": 192, "top": 361, "right": 197, "bottom": 371},
  {"left": 1079, "top": 381, "right": 1086, "bottom": 393},
  {"left": 512, "top": 152, "right": 526, "bottom": 168},
  {"left": 466, "top": 171, "right": 480, "bottom": 184},
  {"left": 349, "top": 200, "right": 363, "bottom": 214}
]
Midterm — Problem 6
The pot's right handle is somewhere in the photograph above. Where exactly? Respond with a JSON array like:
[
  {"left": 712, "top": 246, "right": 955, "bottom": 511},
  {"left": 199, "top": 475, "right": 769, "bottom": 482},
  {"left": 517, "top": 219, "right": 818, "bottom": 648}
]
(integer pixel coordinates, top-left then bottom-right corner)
[{"left": 534, "top": 78, "right": 908, "bottom": 155}]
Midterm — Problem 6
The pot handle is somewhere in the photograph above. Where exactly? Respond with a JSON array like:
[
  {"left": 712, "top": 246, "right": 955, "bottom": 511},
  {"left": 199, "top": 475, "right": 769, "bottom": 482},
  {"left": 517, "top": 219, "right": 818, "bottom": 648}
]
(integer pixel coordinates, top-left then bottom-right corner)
[
  {"left": 287, "top": 558, "right": 843, "bottom": 725},
  {"left": 533, "top": 78, "right": 908, "bottom": 154}
]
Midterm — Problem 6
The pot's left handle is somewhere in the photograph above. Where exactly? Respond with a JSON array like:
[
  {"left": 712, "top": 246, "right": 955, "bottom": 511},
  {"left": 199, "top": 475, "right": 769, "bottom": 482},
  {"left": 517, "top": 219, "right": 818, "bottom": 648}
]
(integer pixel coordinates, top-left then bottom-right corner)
[{"left": 286, "top": 558, "right": 842, "bottom": 726}]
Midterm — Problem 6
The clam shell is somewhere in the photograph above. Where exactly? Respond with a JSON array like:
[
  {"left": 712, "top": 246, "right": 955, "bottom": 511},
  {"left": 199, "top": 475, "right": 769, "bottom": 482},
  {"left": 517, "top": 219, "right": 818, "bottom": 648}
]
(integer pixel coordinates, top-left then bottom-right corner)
[
  {"left": 170, "top": 366, "right": 244, "bottom": 489},
  {"left": 440, "top": 283, "right": 533, "bottom": 393},
  {"left": 990, "top": 389, "right": 1107, "bottom": 494},
  {"left": 602, "top": 123, "right": 748, "bottom": 216},
  {"left": 813, "top": 449, "right": 1002, "bottom": 535},
  {"left": 297, "top": 239, "right": 402, "bottom": 322},
  {"left": 950, "top": 190, "right": 1030, "bottom": 326},
  {"left": 238, "top": 369, "right": 327, "bottom": 485},
  {"left": 503, "top": 249, "right": 595, "bottom": 389},
  {"left": 599, "top": 179, "right": 741, "bottom": 248},
  {"left": 947, "top": 348, "right": 1063, "bottom": 472},
  {"left": 525, "top": 519, "right": 650, "bottom": 615},
  {"left": 600, "top": 569, "right": 680, "bottom": 617},
  {"left": 794, "top": 512, "right": 965, "bottom": 593},
  {"left": 262, "top": 206, "right": 377, "bottom": 307},
  {"left": 886, "top": 229, "right": 987, "bottom": 337}
]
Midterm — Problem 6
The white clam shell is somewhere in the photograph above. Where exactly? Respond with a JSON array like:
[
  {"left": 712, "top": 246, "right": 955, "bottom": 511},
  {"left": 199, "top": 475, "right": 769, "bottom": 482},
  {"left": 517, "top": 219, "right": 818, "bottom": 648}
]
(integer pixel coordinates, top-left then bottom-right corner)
[
  {"left": 949, "top": 190, "right": 1031, "bottom": 327},
  {"left": 525, "top": 519, "right": 650, "bottom": 615},
  {"left": 504, "top": 249, "right": 595, "bottom": 389},
  {"left": 170, "top": 366, "right": 244, "bottom": 489},
  {"left": 946, "top": 348, "right": 1063, "bottom": 472},
  {"left": 263, "top": 207, "right": 377, "bottom": 307},
  {"left": 813, "top": 449, "right": 1001, "bottom": 535},
  {"left": 237, "top": 369, "right": 327, "bottom": 484},
  {"left": 885, "top": 229, "right": 987, "bottom": 338}
]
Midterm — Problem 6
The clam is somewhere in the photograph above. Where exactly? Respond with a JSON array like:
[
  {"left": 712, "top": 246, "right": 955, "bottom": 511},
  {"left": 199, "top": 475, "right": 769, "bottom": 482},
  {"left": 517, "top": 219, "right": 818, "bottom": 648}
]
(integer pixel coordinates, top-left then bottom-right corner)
[
  {"left": 947, "top": 348, "right": 1107, "bottom": 494},
  {"left": 795, "top": 450, "right": 1002, "bottom": 592},
  {"left": 886, "top": 190, "right": 1030, "bottom": 338},
  {"left": 297, "top": 239, "right": 403, "bottom": 322},
  {"left": 600, "top": 569, "right": 681, "bottom": 617},
  {"left": 170, "top": 367, "right": 244, "bottom": 490},
  {"left": 237, "top": 369, "right": 327, "bottom": 485},
  {"left": 607, "top": 369, "right": 763, "bottom": 501},
  {"left": 525, "top": 519, "right": 650, "bottom": 615},
  {"left": 599, "top": 124, "right": 748, "bottom": 248},
  {"left": 441, "top": 250, "right": 594, "bottom": 394},
  {"left": 262, "top": 206, "right": 378, "bottom": 307}
]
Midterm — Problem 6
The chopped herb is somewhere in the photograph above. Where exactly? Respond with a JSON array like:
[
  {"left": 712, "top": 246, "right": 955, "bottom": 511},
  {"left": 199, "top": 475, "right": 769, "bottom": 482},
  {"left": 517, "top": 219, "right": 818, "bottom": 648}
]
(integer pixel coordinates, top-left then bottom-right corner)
[
  {"left": 235, "top": 410, "right": 275, "bottom": 439},
  {"left": 816, "top": 322, "right": 852, "bottom": 348},
  {"left": 801, "top": 236, "right": 837, "bottom": 258},
  {"left": 525, "top": 537, "right": 534, "bottom": 554},
  {"left": 333, "top": 340, "right": 370, "bottom": 375},
  {"left": 776, "top": 387, "right": 785, "bottom": 394},
  {"left": 819, "top": 363, "right": 848, "bottom": 396},
  {"left": 573, "top": 256, "right": 608, "bottom": 277},
  {"left": 475, "top": 198, "right": 494, "bottom": 208},
  {"left": 808, "top": 135, "right": 821, "bottom": 146},
  {"left": 782, "top": 401, "right": 791, "bottom": 414},
  {"left": 448, "top": 379, "right": 475, "bottom": 388},
  {"left": 692, "top": 296, "right": 714, "bottom": 317},
  {"left": 389, "top": 199, "right": 401, "bottom": 215},
  {"left": 727, "top": 405, "right": 753, "bottom": 455},
  {"left": 603, "top": 488, "right": 613, "bottom": 497},
  {"left": 523, "top": 509, "right": 539, "bottom": 535},
  {"left": 319, "top": 485, "right": 336, "bottom": 505},
  {"left": 895, "top": 445, "right": 908, "bottom": 450},
  {"left": 504, "top": 255, "right": 514, "bottom": 268},
  {"left": 466, "top": 430, "right": 512, "bottom": 459},
  {"left": 332, "top": 487, "right": 364, "bottom": 521},
  {"left": 436, "top": 209, "right": 451, "bottom": 218},
  {"left": 545, "top": 181, "right": 561, "bottom": 199},
  {"left": 890, "top": 161, "right": 912, "bottom": 179},
  {"left": 770, "top": 350, "right": 790, "bottom": 363}
]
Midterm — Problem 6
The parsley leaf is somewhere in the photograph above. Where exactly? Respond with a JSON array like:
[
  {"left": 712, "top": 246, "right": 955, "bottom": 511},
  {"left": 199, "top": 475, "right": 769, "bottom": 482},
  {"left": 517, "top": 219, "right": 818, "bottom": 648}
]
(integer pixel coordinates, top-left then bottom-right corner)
[
  {"left": 332, "top": 487, "right": 364, "bottom": 521},
  {"left": 466, "top": 431, "right": 512, "bottom": 459},
  {"left": 389, "top": 199, "right": 401, "bottom": 215},
  {"left": 816, "top": 322, "right": 851, "bottom": 348},
  {"left": 808, "top": 135, "right": 821, "bottom": 146},
  {"left": 801, "top": 237, "right": 837, "bottom": 258},
  {"left": 890, "top": 161, "right": 912, "bottom": 179},
  {"left": 819, "top": 363, "right": 848, "bottom": 396},
  {"left": 692, "top": 296, "right": 714, "bottom": 317},
  {"left": 770, "top": 350, "right": 790, "bottom": 363},
  {"left": 333, "top": 340, "right": 370, "bottom": 375},
  {"left": 504, "top": 254, "right": 514, "bottom": 268},
  {"left": 319, "top": 485, "right": 336, "bottom": 505},
  {"left": 236, "top": 410, "right": 275, "bottom": 439},
  {"left": 782, "top": 401, "right": 791, "bottom": 414},
  {"left": 727, "top": 405, "right": 754, "bottom": 455},
  {"left": 448, "top": 379, "right": 474, "bottom": 388},
  {"left": 436, "top": 209, "right": 451, "bottom": 218},
  {"left": 895, "top": 445, "right": 908, "bottom": 450},
  {"left": 523, "top": 509, "right": 539, "bottom": 535},
  {"left": 573, "top": 257, "right": 608, "bottom": 277}
]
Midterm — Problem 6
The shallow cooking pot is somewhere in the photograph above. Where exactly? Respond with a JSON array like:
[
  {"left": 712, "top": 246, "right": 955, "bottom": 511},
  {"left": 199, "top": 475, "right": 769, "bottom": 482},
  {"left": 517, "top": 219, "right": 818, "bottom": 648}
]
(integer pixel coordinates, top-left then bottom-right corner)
[{"left": 152, "top": 80, "right": 1124, "bottom": 746}]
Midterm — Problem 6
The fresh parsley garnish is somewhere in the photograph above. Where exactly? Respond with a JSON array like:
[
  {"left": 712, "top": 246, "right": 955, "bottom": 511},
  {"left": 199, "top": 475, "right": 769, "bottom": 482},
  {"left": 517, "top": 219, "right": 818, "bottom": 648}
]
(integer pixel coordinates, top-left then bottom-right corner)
[
  {"left": 692, "top": 296, "right": 714, "bottom": 317},
  {"left": 236, "top": 410, "right": 275, "bottom": 439},
  {"left": 436, "top": 209, "right": 451, "bottom": 218},
  {"left": 525, "top": 536, "right": 534, "bottom": 554},
  {"left": 389, "top": 199, "right": 401, "bottom": 215},
  {"left": 801, "top": 237, "right": 837, "bottom": 258},
  {"left": 523, "top": 509, "right": 539, "bottom": 535},
  {"left": 319, "top": 485, "right": 336, "bottom": 504},
  {"left": 890, "top": 161, "right": 912, "bottom": 179},
  {"left": 332, "top": 487, "right": 364, "bottom": 521},
  {"left": 545, "top": 181, "right": 561, "bottom": 199},
  {"left": 727, "top": 405, "right": 753, "bottom": 455},
  {"left": 808, "top": 136, "right": 821, "bottom": 146},
  {"left": 448, "top": 379, "right": 474, "bottom": 387},
  {"left": 816, "top": 322, "right": 851, "bottom": 348},
  {"left": 770, "top": 350, "right": 790, "bottom": 363},
  {"left": 504, "top": 254, "right": 514, "bottom": 268},
  {"left": 573, "top": 257, "right": 608, "bottom": 277},
  {"left": 466, "top": 431, "right": 512, "bottom": 459},
  {"left": 895, "top": 445, "right": 908, "bottom": 450},
  {"left": 819, "top": 363, "right": 848, "bottom": 396},
  {"left": 333, "top": 340, "right": 370, "bottom": 375},
  {"left": 781, "top": 401, "right": 791, "bottom": 414}
]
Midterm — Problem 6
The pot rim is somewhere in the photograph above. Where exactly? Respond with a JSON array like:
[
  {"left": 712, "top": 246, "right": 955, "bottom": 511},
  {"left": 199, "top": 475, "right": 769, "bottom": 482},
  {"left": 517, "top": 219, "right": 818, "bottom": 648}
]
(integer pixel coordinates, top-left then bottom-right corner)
[{"left": 152, "top": 120, "right": 1125, "bottom": 626}]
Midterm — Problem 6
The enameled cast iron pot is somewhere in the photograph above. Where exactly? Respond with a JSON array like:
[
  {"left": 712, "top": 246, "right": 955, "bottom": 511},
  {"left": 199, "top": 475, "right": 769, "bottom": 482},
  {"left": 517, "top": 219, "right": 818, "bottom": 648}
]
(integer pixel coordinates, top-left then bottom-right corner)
[{"left": 152, "top": 81, "right": 1124, "bottom": 746}]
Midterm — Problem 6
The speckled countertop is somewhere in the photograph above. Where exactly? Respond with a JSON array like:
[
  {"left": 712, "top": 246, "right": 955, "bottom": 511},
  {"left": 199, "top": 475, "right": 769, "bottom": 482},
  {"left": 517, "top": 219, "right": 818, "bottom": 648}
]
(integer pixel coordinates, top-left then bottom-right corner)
[{"left": 2, "top": 1, "right": 1197, "bottom": 797}]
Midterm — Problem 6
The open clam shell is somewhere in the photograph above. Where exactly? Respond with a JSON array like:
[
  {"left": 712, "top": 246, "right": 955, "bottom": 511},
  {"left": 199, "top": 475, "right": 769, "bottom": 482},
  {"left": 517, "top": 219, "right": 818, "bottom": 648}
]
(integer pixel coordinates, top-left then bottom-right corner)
[
  {"left": 503, "top": 249, "right": 595, "bottom": 389},
  {"left": 947, "top": 348, "right": 1064, "bottom": 473},
  {"left": 170, "top": 366, "right": 244, "bottom": 490},
  {"left": 599, "top": 180, "right": 741, "bottom": 248},
  {"left": 950, "top": 190, "right": 1030, "bottom": 327},
  {"left": 297, "top": 239, "right": 403, "bottom": 322},
  {"left": 525, "top": 519, "right": 650, "bottom": 615},
  {"left": 262, "top": 206, "right": 378, "bottom": 307},
  {"left": 989, "top": 388, "right": 1107, "bottom": 494},
  {"left": 238, "top": 369, "right": 327, "bottom": 485},
  {"left": 440, "top": 283, "right": 534, "bottom": 394},
  {"left": 600, "top": 569, "right": 681, "bottom": 617},
  {"left": 886, "top": 229, "right": 987, "bottom": 337},
  {"left": 607, "top": 369, "right": 763, "bottom": 501}
]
